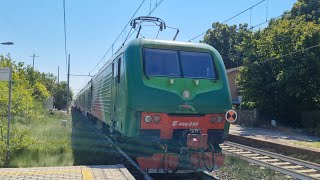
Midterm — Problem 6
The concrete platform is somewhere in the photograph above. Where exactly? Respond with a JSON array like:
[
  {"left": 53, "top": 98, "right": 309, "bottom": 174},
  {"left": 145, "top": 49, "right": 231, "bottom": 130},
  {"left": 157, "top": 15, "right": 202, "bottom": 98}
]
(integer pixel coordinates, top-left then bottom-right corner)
[
  {"left": 0, "top": 164, "right": 135, "bottom": 180},
  {"left": 227, "top": 124, "right": 320, "bottom": 164},
  {"left": 229, "top": 124, "right": 320, "bottom": 152}
]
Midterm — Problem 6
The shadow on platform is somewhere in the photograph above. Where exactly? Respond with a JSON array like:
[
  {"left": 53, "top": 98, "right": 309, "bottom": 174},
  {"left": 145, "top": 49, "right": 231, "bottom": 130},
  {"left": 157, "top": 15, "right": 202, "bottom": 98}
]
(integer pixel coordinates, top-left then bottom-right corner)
[{"left": 71, "top": 110, "right": 119, "bottom": 165}]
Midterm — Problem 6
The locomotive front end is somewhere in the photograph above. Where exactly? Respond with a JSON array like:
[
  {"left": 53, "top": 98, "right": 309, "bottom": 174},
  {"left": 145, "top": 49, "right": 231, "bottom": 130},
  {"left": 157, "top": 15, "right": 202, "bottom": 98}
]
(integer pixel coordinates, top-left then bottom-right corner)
[{"left": 125, "top": 39, "right": 234, "bottom": 172}]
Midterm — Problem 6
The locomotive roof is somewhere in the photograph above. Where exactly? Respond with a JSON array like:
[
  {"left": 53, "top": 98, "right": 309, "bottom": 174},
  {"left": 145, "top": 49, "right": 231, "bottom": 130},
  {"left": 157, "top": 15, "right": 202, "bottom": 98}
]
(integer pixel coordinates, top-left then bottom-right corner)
[
  {"left": 125, "top": 38, "right": 215, "bottom": 52},
  {"left": 77, "top": 38, "right": 218, "bottom": 96}
]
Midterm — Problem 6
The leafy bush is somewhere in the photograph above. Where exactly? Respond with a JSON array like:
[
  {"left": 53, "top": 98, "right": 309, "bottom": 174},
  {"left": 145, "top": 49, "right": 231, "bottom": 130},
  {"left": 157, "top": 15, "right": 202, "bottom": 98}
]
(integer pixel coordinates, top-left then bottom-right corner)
[
  {"left": 0, "top": 56, "right": 73, "bottom": 166},
  {"left": 0, "top": 122, "right": 33, "bottom": 167}
]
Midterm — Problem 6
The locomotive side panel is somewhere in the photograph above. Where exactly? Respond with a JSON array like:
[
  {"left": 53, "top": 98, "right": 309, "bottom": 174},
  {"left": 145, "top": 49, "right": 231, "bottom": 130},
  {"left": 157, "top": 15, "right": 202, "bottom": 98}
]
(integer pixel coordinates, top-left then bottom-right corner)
[{"left": 91, "top": 64, "right": 113, "bottom": 126}]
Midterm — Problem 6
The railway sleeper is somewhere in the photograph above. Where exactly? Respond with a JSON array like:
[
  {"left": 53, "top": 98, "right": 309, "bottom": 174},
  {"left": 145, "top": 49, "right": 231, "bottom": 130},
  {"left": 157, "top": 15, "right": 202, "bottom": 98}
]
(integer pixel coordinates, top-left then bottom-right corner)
[
  {"left": 236, "top": 151, "right": 253, "bottom": 154},
  {"left": 227, "top": 149, "right": 244, "bottom": 152},
  {"left": 309, "top": 173, "right": 320, "bottom": 178},
  {"left": 243, "top": 153, "right": 261, "bottom": 157},
  {"left": 271, "top": 162, "right": 292, "bottom": 166},
  {"left": 296, "top": 169, "right": 318, "bottom": 173},
  {"left": 251, "top": 156, "right": 271, "bottom": 160},
  {"left": 281, "top": 165, "right": 304, "bottom": 169},
  {"left": 260, "top": 159, "right": 280, "bottom": 162}
]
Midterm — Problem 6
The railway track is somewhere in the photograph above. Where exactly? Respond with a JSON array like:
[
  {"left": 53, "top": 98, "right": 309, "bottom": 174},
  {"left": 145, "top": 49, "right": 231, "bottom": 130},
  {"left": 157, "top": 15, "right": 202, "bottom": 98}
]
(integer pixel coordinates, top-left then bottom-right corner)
[
  {"left": 221, "top": 141, "right": 320, "bottom": 180},
  {"left": 83, "top": 113, "right": 218, "bottom": 180},
  {"left": 88, "top": 118, "right": 153, "bottom": 180}
]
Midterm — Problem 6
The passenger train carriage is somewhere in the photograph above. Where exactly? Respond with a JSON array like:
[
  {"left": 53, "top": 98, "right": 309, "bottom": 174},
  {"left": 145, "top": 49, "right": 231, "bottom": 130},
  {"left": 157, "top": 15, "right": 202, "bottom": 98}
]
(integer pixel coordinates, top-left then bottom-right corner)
[{"left": 74, "top": 38, "right": 234, "bottom": 173}]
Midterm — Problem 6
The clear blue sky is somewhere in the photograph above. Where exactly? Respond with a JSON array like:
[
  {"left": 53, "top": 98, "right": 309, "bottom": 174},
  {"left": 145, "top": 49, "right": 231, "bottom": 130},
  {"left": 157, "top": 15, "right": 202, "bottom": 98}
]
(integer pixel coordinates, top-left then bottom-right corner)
[{"left": 0, "top": 0, "right": 296, "bottom": 95}]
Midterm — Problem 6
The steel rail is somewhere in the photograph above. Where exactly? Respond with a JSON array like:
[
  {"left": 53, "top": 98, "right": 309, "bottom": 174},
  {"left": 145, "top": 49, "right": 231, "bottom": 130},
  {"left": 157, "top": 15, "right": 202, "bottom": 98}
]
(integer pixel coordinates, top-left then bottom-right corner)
[
  {"left": 201, "top": 171, "right": 220, "bottom": 180},
  {"left": 226, "top": 141, "right": 320, "bottom": 171},
  {"left": 86, "top": 116, "right": 154, "bottom": 180},
  {"left": 222, "top": 142, "right": 320, "bottom": 180}
]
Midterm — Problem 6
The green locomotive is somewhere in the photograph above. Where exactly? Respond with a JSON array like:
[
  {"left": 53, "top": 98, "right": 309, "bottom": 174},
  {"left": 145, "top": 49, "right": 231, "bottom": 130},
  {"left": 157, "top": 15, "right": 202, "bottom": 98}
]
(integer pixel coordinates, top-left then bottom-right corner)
[{"left": 75, "top": 38, "right": 234, "bottom": 172}]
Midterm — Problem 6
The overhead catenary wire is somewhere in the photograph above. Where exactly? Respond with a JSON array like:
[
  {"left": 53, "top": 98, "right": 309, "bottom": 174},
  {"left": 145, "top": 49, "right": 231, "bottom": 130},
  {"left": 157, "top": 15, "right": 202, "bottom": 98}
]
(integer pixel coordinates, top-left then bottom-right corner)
[
  {"left": 89, "top": 0, "right": 164, "bottom": 75},
  {"left": 78, "top": 1, "right": 165, "bottom": 95},
  {"left": 250, "top": 14, "right": 282, "bottom": 30},
  {"left": 188, "top": 0, "right": 266, "bottom": 42},
  {"left": 246, "top": 44, "right": 320, "bottom": 67},
  {"left": 147, "top": 0, "right": 164, "bottom": 16},
  {"left": 218, "top": 29, "right": 320, "bottom": 68},
  {"left": 208, "top": 13, "right": 284, "bottom": 60},
  {"left": 89, "top": 0, "right": 146, "bottom": 74}
]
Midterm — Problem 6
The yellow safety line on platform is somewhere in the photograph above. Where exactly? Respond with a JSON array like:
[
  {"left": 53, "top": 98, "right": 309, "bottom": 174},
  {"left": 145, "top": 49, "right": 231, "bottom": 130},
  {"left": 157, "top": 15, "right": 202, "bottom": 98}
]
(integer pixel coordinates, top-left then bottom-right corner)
[
  {"left": 81, "top": 166, "right": 93, "bottom": 180},
  {"left": 0, "top": 169, "right": 81, "bottom": 176}
]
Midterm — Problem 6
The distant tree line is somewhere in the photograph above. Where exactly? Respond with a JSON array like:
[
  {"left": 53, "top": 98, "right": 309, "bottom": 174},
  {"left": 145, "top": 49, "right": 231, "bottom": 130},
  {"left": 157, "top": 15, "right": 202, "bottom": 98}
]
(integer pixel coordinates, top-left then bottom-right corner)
[
  {"left": 0, "top": 55, "right": 72, "bottom": 113},
  {"left": 202, "top": 0, "right": 320, "bottom": 127}
]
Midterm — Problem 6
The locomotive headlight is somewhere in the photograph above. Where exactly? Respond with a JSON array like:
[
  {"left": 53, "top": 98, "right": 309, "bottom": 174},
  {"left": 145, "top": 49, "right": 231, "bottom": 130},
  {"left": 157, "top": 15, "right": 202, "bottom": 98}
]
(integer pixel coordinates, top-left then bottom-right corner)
[
  {"left": 182, "top": 90, "right": 190, "bottom": 99},
  {"left": 153, "top": 115, "right": 161, "bottom": 123},
  {"left": 144, "top": 115, "right": 152, "bottom": 123},
  {"left": 210, "top": 116, "right": 217, "bottom": 123},
  {"left": 217, "top": 116, "right": 224, "bottom": 123}
]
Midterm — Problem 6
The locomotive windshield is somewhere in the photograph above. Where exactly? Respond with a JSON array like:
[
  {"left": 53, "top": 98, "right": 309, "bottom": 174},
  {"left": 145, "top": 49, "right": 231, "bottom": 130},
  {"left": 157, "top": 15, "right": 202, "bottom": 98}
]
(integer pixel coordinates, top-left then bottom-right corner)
[
  {"left": 180, "top": 51, "right": 216, "bottom": 79},
  {"left": 144, "top": 49, "right": 181, "bottom": 77},
  {"left": 144, "top": 48, "right": 216, "bottom": 79}
]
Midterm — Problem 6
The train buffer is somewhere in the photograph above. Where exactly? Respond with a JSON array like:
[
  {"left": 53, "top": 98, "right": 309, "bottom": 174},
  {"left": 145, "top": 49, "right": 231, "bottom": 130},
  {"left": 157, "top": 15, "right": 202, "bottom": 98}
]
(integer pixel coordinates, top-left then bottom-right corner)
[{"left": 0, "top": 164, "right": 135, "bottom": 180}]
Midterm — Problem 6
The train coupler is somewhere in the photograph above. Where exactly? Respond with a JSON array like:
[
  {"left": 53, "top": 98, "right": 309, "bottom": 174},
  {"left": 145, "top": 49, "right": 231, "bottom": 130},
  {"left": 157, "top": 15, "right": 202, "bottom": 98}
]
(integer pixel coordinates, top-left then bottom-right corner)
[{"left": 187, "top": 134, "right": 208, "bottom": 150}]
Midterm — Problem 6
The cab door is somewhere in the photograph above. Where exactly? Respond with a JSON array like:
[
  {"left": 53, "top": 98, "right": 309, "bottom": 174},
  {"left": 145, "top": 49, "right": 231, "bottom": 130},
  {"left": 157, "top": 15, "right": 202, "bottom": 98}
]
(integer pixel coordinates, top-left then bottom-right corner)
[{"left": 111, "top": 57, "right": 122, "bottom": 132}]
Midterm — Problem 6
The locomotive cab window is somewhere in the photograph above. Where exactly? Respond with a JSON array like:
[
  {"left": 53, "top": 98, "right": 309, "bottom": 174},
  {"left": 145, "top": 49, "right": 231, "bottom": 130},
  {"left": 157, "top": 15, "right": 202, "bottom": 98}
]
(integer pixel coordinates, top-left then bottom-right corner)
[
  {"left": 143, "top": 48, "right": 216, "bottom": 79},
  {"left": 144, "top": 48, "right": 180, "bottom": 77},
  {"left": 180, "top": 51, "right": 216, "bottom": 79}
]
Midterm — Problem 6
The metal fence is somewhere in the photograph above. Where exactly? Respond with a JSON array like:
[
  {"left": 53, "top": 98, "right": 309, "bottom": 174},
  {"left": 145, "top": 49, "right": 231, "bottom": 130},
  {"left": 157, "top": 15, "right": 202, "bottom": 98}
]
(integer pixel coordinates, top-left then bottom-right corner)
[
  {"left": 300, "top": 111, "right": 320, "bottom": 129},
  {"left": 234, "top": 109, "right": 320, "bottom": 129},
  {"left": 235, "top": 109, "right": 258, "bottom": 126}
]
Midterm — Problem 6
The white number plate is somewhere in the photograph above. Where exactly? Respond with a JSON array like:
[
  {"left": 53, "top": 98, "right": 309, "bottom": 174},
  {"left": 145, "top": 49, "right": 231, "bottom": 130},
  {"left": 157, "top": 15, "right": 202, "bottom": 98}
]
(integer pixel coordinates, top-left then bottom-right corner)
[{"left": 190, "top": 129, "right": 201, "bottom": 134}]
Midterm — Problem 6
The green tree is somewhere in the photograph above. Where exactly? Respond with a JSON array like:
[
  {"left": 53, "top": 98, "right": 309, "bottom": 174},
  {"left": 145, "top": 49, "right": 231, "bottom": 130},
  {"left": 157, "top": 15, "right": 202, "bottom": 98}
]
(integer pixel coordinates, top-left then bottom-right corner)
[
  {"left": 0, "top": 56, "right": 35, "bottom": 119},
  {"left": 33, "top": 82, "right": 50, "bottom": 101},
  {"left": 201, "top": 22, "right": 253, "bottom": 69},
  {"left": 290, "top": 0, "right": 320, "bottom": 23},
  {"left": 53, "top": 82, "right": 73, "bottom": 110},
  {"left": 237, "top": 17, "right": 320, "bottom": 115}
]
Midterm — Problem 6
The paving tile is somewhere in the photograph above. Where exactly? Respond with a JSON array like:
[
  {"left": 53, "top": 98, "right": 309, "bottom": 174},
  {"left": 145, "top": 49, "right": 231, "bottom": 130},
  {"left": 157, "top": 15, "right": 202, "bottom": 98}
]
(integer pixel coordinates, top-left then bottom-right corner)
[{"left": 0, "top": 164, "right": 135, "bottom": 180}]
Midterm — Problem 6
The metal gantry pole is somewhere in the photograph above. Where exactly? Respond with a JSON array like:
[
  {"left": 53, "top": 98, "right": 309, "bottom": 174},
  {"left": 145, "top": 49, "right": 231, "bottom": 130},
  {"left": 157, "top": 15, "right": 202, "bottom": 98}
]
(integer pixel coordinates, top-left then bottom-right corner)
[
  {"left": 30, "top": 53, "right": 39, "bottom": 70},
  {"left": 67, "top": 54, "right": 70, "bottom": 114},
  {"left": 5, "top": 79, "right": 12, "bottom": 167},
  {"left": 58, "top": 66, "right": 60, "bottom": 83},
  {"left": 32, "top": 55, "right": 34, "bottom": 69}
]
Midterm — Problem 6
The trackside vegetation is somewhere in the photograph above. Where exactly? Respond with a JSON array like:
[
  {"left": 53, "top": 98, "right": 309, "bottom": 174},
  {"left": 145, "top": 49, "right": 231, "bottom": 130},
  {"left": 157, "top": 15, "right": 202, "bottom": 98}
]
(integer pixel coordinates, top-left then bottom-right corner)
[
  {"left": 0, "top": 55, "right": 73, "bottom": 167},
  {"left": 202, "top": 0, "right": 320, "bottom": 134},
  {"left": 213, "top": 156, "right": 287, "bottom": 179},
  {"left": 9, "top": 111, "right": 73, "bottom": 167}
]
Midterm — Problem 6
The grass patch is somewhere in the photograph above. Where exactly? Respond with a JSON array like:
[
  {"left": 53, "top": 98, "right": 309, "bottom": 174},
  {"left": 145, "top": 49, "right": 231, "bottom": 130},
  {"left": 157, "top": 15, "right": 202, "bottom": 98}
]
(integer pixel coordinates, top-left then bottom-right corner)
[
  {"left": 213, "top": 156, "right": 287, "bottom": 179},
  {"left": 294, "top": 141, "right": 320, "bottom": 149},
  {"left": 9, "top": 111, "right": 73, "bottom": 167},
  {"left": 9, "top": 110, "right": 121, "bottom": 167}
]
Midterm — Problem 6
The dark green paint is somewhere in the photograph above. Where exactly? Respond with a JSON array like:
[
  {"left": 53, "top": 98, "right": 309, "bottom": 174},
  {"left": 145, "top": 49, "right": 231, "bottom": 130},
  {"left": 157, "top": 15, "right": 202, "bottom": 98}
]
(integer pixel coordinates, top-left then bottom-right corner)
[{"left": 75, "top": 38, "right": 232, "bottom": 138}]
